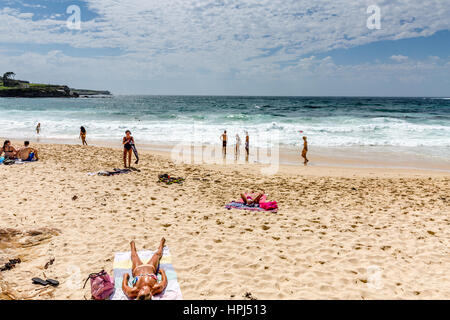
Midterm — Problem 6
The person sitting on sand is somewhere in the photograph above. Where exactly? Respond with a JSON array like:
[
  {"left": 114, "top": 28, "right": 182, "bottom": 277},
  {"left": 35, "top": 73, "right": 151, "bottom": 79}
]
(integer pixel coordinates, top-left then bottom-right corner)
[
  {"left": 1, "top": 140, "right": 17, "bottom": 159},
  {"left": 301, "top": 136, "right": 309, "bottom": 165},
  {"left": 123, "top": 130, "right": 135, "bottom": 168},
  {"left": 122, "top": 238, "right": 168, "bottom": 300},
  {"left": 16, "top": 141, "right": 39, "bottom": 161},
  {"left": 80, "top": 126, "right": 88, "bottom": 146},
  {"left": 241, "top": 191, "right": 265, "bottom": 206}
]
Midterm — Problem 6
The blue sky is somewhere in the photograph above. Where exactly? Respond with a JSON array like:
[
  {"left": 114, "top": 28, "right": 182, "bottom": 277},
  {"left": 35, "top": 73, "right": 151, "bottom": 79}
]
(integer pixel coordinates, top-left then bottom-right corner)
[{"left": 0, "top": 0, "right": 449, "bottom": 96}]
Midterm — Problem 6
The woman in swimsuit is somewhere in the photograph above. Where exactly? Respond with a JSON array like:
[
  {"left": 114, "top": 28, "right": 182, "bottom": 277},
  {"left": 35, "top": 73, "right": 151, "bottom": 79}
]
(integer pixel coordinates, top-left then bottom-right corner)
[
  {"left": 79, "top": 126, "right": 87, "bottom": 146},
  {"left": 240, "top": 191, "right": 264, "bottom": 207},
  {"left": 122, "top": 238, "right": 168, "bottom": 300},
  {"left": 1, "top": 140, "right": 17, "bottom": 159},
  {"left": 123, "top": 130, "right": 135, "bottom": 168}
]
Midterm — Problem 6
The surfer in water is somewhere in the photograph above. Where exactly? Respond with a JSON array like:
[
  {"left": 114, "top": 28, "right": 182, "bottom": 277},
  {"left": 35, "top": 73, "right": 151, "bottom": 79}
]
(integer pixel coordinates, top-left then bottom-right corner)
[{"left": 123, "top": 130, "right": 137, "bottom": 168}]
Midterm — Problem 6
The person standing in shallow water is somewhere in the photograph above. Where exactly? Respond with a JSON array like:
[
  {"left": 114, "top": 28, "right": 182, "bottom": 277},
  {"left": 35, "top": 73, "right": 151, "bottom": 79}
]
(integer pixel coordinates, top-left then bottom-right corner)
[
  {"left": 220, "top": 130, "right": 227, "bottom": 156},
  {"left": 36, "top": 123, "right": 41, "bottom": 135},
  {"left": 245, "top": 131, "right": 249, "bottom": 161},
  {"left": 235, "top": 134, "right": 241, "bottom": 159},
  {"left": 123, "top": 130, "right": 135, "bottom": 168},
  {"left": 302, "top": 136, "right": 309, "bottom": 165},
  {"left": 79, "top": 126, "right": 87, "bottom": 146}
]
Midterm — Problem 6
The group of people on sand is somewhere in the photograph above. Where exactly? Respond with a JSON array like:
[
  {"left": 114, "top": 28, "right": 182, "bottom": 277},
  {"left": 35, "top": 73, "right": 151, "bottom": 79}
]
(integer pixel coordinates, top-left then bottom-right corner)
[
  {"left": 0, "top": 140, "right": 39, "bottom": 161},
  {"left": 220, "top": 130, "right": 250, "bottom": 158}
]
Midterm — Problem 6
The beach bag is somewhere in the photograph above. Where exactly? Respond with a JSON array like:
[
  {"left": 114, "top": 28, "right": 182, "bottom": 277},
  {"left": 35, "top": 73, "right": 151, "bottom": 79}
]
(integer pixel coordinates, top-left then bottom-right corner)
[
  {"left": 3, "top": 159, "right": 15, "bottom": 165},
  {"left": 260, "top": 201, "right": 278, "bottom": 210},
  {"left": 83, "top": 270, "right": 115, "bottom": 300}
]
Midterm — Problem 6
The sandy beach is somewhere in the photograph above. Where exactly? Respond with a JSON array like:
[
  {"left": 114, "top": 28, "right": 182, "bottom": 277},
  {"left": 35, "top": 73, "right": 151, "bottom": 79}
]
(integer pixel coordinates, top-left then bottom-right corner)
[{"left": 0, "top": 140, "right": 449, "bottom": 300}]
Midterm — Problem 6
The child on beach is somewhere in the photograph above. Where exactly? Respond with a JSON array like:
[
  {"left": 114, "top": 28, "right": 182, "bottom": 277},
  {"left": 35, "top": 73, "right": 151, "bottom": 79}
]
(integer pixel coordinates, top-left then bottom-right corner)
[
  {"left": 80, "top": 126, "right": 87, "bottom": 146},
  {"left": 123, "top": 130, "right": 135, "bottom": 168},
  {"left": 302, "top": 136, "right": 309, "bottom": 165}
]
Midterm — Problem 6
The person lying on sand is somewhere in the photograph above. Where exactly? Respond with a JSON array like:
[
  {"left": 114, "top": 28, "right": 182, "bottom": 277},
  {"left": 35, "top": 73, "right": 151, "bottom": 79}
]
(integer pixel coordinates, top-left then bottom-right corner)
[
  {"left": 1, "top": 140, "right": 17, "bottom": 159},
  {"left": 241, "top": 191, "right": 265, "bottom": 206},
  {"left": 122, "top": 238, "right": 168, "bottom": 300},
  {"left": 17, "top": 141, "right": 39, "bottom": 161}
]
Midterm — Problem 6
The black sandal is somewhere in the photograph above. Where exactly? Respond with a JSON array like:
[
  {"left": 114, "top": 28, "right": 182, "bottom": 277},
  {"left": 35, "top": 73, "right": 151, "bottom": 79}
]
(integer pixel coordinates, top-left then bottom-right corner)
[
  {"left": 46, "top": 279, "right": 59, "bottom": 286},
  {"left": 32, "top": 277, "right": 49, "bottom": 286}
]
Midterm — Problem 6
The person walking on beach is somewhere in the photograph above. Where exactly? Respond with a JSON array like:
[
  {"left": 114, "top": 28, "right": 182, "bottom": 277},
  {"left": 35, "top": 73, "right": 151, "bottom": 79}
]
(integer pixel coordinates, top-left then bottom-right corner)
[
  {"left": 36, "top": 123, "right": 41, "bottom": 135},
  {"left": 220, "top": 130, "right": 227, "bottom": 156},
  {"left": 302, "top": 136, "right": 309, "bottom": 165},
  {"left": 123, "top": 130, "right": 135, "bottom": 168},
  {"left": 79, "top": 126, "right": 88, "bottom": 146}
]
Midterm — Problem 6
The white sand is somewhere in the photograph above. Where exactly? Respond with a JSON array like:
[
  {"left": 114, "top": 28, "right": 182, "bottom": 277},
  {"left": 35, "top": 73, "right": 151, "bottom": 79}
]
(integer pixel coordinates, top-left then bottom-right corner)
[{"left": 0, "top": 142, "right": 449, "bottom": 300}]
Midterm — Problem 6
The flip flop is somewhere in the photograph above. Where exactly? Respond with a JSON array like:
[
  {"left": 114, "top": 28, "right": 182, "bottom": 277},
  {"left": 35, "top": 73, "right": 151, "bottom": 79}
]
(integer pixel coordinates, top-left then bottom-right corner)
[
  {"left": 32, "top": 277, "right": 49, "bottom": 286},
  {"left": 46, "top": 279, "right": 59, "bottom": 286}
]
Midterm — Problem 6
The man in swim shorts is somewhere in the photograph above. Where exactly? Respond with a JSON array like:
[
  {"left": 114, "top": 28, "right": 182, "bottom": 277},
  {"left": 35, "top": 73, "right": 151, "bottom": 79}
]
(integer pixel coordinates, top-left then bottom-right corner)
[
  {"left": 122, "top": 238, "right": 168, "bottom": 300},
  {"left": 17, "top": 141, "right": 39, "bottom": 161},
  {"left": 221, "top": 130, "right": 227, "bottom": 156}
]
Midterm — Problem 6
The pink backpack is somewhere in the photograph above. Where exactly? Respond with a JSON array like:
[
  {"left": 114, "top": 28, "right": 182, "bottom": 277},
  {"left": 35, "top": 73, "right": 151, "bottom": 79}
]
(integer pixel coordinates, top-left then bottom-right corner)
[
  {"left": 83, "top": 270, "right": 115, "bottom": 300},
  {"left": 259, "top": 201, "right": 278, "bottom": 210}
]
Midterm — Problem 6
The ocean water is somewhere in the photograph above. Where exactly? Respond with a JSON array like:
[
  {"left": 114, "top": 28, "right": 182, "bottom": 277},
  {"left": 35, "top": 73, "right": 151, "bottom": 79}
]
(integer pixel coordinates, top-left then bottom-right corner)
[{"left": 1, "top": 95, "right": 449, "bottom": 157}]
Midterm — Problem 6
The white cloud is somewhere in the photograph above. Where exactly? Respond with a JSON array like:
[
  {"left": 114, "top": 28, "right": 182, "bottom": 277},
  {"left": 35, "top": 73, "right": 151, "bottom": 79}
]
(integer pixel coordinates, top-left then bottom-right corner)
[
  {"left": 390, "top": 55, "right": 408, "bottom": 62},
  {"left": 0, "top": 1, "right": 449, "bottom": 95}
]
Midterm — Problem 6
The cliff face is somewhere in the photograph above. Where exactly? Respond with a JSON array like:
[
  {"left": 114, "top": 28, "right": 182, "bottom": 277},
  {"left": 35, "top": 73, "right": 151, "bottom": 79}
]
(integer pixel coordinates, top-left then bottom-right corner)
[
  {"left": 0, "top": 78, "right": 111, "bottom": 98},
  {"left": 0, "top": 85, "right": 74, "bottom": 98}
]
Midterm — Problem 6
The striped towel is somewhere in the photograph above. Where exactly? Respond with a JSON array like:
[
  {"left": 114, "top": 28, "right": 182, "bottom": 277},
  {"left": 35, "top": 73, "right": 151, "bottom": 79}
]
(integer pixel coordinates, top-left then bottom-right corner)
[
  {"left": 225, "top": 201, "right": 278, "bottom": 213},
  {"left": 110, "top": 247, "right": 183, "bottom": 300}
]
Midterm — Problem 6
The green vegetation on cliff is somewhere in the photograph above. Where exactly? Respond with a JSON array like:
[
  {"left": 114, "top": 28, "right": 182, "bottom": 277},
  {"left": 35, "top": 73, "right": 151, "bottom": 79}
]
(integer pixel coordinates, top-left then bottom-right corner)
[{"left": 0, "top": 72, "right": 111, "bottom": 98}]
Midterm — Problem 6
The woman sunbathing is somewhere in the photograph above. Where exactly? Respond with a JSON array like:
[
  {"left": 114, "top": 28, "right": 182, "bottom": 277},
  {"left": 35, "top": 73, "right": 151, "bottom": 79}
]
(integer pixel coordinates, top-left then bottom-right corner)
[
  {"left": 122, "top": 238, "right": 168, "bottom": 300},
  {"left": 241, "top": 191, "right": 265, "bottom": 206}
]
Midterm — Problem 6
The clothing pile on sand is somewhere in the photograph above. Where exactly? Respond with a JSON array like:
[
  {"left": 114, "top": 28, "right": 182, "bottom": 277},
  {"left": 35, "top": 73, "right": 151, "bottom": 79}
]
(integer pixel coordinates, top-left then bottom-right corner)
[
  {"left": 88, "top": 168, "right": 139, "bottom": 176},
  {"left": 158, "top": 174, "right": 185, "bottom": 185}
]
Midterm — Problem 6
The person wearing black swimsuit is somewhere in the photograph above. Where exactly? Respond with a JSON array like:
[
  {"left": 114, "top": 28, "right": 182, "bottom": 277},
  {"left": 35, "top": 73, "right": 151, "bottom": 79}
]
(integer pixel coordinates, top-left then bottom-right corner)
[
  {"left": 1, "top": 140, "right": 18, "bottom": 159},
  {"left": 123, "top": 130, "right": 135, "bottom": 168}
]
